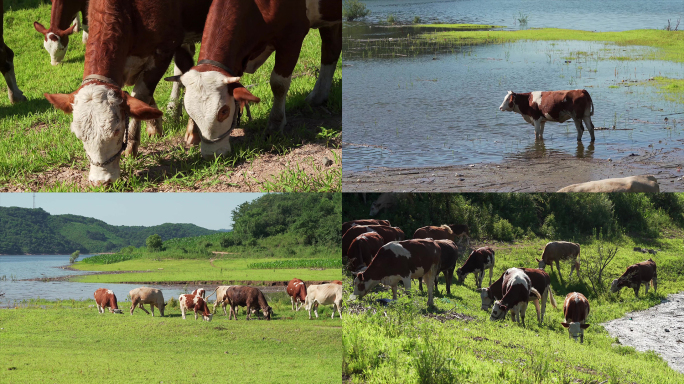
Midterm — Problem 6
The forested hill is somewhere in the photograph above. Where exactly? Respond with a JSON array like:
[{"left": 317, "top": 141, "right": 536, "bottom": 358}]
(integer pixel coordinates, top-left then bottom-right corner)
[{"left": 0, "top": 207, "right": 217, "bottom": 255}]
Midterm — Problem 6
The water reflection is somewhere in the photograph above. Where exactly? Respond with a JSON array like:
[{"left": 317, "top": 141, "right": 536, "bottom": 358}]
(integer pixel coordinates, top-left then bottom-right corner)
[{"left": 576, "top": 142, "right": 595, "bottom": 159}]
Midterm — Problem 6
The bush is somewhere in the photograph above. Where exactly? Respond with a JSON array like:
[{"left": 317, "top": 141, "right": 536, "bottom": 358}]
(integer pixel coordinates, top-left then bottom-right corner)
[
  {"left": 343, "top": 0, "right": 370, "bottom": 21},
  {"left": 413, "top": 16, "right": 421, "bottom": 24},
  {"left": 69, "top": 250, "right": 80, "bottom": 264},
  {"left": 220, "top": 236, "right": 239, "bottom": 248},
  {"left": 387, "top": 14, "right": 396, "bottom": 24},
  {"left": 146, "top": 234, "right": 163, "bottom": 252},
  {"left": 492, "top": 218, "right": 520, "bottom": 241}
]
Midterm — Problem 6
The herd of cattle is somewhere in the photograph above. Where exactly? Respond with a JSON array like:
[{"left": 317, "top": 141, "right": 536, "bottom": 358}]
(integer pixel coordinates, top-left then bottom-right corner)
[
  {"left": 93, "top": 279, "right": 344, "bottom": 321},
  {"left": 343, "top": 218, "right": 659, "bottom": 343},
  {"left": 1, "top": 0, "right": 341, "bottom": 184}
]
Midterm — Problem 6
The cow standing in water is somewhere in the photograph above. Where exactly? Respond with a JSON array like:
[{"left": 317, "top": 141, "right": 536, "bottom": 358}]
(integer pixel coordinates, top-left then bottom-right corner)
[
  {"left": 1, "top": 0, "right": 26, "bottom": 104},
  {"left": 33, "top": 0, "right": 89, "bottom": 66},
  {"left": 499, "top": 89, "right": 595, "bottom": 142}
]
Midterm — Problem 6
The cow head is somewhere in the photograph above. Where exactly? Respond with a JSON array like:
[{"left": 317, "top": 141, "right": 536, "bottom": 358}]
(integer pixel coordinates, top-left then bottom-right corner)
[
  {"left": 369, "top": 202, "right": 381, "bottom": 216},
  {"left": 561, "top": 322, "right": 589, "bottom": 342},
  {"left": 490, "top": 301, "right": 508, "bottom": 321},
  {"left": 33, "top": 22, "right": 76, "bottom": 66},
  {"left": 349, "top": 272, "right": 378, "bottom": 301},
  {"left": 610, "top": 279, "right": 620, "bottom": 293},
  {"left": 167, "top": 70, "right": 260, "bottom": 157},
  {"left": 263, "top": 306, "right": 273, "bottom": 320},
  {"left": 477, "top": 287, "right": 494, "bottom": 311},
  {"left": 202, "top": 312, "right": 213, "bottom": 322},
  {"left": 455, "top": 268, "right": 466, "bottom": 283},
  {"left": 44, "top": 85, "right": 162, "bottom": 185},
  {"left": 499, "top": 91, "right": 516, "bottom": 112},
  {"left": 536, "top": 258, "right": 547, "bottom": 270}
]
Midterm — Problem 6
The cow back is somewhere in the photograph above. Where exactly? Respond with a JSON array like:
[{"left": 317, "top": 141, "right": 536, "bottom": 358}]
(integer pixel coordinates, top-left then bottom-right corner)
[
  {"left": 347, "top": 232, "right": 385, "bottom": 271},
  {"left": 342, "top": 226, "right": 376, "bottom": 255},
  {"left": 342, "top": 219, "right": 390, "bottom": 235},
  {"left": 360, "top": 239, "right": 441, "bottom": 282},
  {"left": 563, "top": 292, "right": 589, "bottom": 322}
]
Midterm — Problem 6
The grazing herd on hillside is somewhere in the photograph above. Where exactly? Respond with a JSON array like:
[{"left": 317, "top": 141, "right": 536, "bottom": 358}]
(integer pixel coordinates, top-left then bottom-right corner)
[{"left": 343, "top": 218, "right": 659, "bottom": 343}]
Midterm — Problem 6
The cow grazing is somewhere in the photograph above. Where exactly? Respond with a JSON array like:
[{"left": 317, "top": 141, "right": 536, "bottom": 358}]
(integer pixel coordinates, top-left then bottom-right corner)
[
  {"left": 499, "top": 89, "right": 595, "bottom": 142},
  {"left": 350, "top": 239, "right": 441, "bottom": 308},
  {"left": 94, "top": 288, "right": 123, "bottom": 314},
  {"left": 287, "top": 278, "right": 307, "bottom": 311},
  {"left": 342, "top": 219, "right": 391, "bottom": 236},
  {"left": 224, "top": 286, "right": 272, "bottom": 320},
  {"left": 456, "top": 247, "right": 495, "bottom": 288},
  {"left": 191, "top": 288, "right": 206, "bottom": 299},
  {"left": 417, "top": 239, "right": 460, "bottom": 295},
  {"left": 561, "top": 292, "right": 590, "bottom": 343},
  {"left": 179, "top": 294, "right": 213, "bottom": 321},
  {"left": 611, "top": 259, "right": 657, "bottom": 297},
  {"left": 33, "top": 0, "right": 89, "bottom": 66},
  {"left": 414, "top": 224, "right": 469, "bottom": 244},
  {"left": 343, "top": 225, "right": 404, "bottom": 256},
  {"left": 557, "top": 175, "right": 660, "bottom": 193},
  {"left": 165, "top": 0, "right": 342, "bottom": 157},
  {"left": 346, "top": 232, "right": 385, "bottom": 272},
  {"left": 369, "top": 193, "right": 397, "bottom": 216},
  {"left": 305, "top": 283, "right": 343, "bottom": 320},
  {"left": 478, "top": 268, "right": 557, "bottom": 323},
  {"left": 129, "top": 287, "right": 166, "bottom": 317},
  {"left": 1, "top": 0, "right": 26, "bottom": 104},
  {"left": 537, "top": 241, "right": 581, "bottom": 281},
  {"left": 490, "top": 268, "right": 541, "bottom": 326}
]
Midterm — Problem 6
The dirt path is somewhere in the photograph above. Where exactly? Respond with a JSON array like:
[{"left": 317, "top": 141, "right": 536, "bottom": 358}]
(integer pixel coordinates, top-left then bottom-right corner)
[
  {"left": 343, "top": 148, "right": 684, "bottom": 192},
  {"left": 602, "top": 291, "right": 684, "bottom": 374}
]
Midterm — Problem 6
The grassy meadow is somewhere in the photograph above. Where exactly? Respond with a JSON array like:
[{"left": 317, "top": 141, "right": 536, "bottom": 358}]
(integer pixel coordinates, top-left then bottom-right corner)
[
  {"left": 0, "top": 0, "right": 341, "bottom": 192},
  {"left": 343, "top": 236, "right": 684, "bottom": 383}
]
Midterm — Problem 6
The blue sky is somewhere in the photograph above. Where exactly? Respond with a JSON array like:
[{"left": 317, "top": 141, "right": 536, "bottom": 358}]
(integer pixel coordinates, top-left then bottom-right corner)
[{"left": 0, "top": 193, "right": 264, "bottom": 230}]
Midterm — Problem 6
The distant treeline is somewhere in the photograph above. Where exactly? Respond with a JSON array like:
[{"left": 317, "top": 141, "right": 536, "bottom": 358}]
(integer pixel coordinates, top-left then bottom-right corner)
[{"left": 343, "top": 193, "right": 684, "bottom": 241}]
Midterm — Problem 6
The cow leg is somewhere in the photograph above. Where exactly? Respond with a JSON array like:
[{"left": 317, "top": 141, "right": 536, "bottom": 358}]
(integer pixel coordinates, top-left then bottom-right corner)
[
  {"left": 150, "top": 304, "right": 155, "bottom": 317},
  {"left": 314, "top": 302, "right": 319, "bottom": 318},
  {"left": 533, "top": 298, "right": 541, "bottom": 323},
  {"left": 534, "top": 119, "right": 543, "bottom": 140},
  {"left": 194, "top": 310, "right": 198, "bottom": 320},
  {"left": 489, "top": 265, "right": 494, "bottom": 286},
  {"left": 418, "top": 278, "right": 423, "bottom": 292},
  {"left": 0, "top": 44, "right": 26, "bottom": 104},
  {"left": 306, "top": 23, "right": 341, "bottom": 106},
  {"left": 573, "top": 118, "right": 584, "bottom": 142},
  {"left": 539, "top": 121, "right": 546, "bottom": 138},
  {"left": 433, "top": 273, "right": 440, "bottom": 296},
  {"left": 138, "top": 303, "right": 151, "bottom": 315},
  {"left": 476, "top": 271, "right": 484, "bottom": 289},
  {"left": 391, "top": 285, "right": 398, "bottom": 300},
  {"left": 291, "top": 296, "right": 295, "bottom": 311},
  {"left": 269, "top": 36, "right": 306, "bottom": 132},
  {"left": 634, "top": 285, "right": 640, "bottom": 297},
  {"left": 167, "top": 63, "right": 184, "bottom": 119},
  {"left": 569, "top": 262, "right": 576, "bottom": 280},
  {"left": 401, "top": 278, "right": 412, "bottom": 296},
  {"left": 555, "top": 260, "right": 563, "bottom": 282},
  {"left": 181, "top": 306, "right": 186, "bottom": 319},
  {"left": 644, "top": 281, "right": 649, "bottom": 295},
  {"left": 336, "top": 299, "right": 343, "bottom": 319},
  {"left": 519, "top": 302, "right": 528, "bottom": 327},
  {"left": 653, "top": 275, "right": 658, "bottom": 293},
  {"left": 168, "top": 43, "right": 195, "bottom": 120},
  {"left": 223, "top": 302, "right": 229, "bottom": 317},
  {"left": 445, "top": 269, "right": 453, "bottom": 295}
]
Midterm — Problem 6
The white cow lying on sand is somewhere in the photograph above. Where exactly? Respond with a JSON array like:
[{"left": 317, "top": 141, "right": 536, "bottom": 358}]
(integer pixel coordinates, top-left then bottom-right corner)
[
  {"left": 305, "top": 283, "right": 343, "bottom": 320},
  {"left": 557, "top": 175, "right": 659, "bottom": 193}
]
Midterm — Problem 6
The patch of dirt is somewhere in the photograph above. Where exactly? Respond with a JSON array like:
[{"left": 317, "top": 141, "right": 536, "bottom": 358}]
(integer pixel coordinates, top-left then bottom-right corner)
[{"left": 602, "top": 291, "right": 684, "bottom": 374}]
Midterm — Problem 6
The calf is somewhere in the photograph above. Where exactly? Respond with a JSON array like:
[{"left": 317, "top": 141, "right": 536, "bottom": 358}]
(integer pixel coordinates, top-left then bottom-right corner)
[
  {"left": 456, "top": 247, "right": 495, "bottom": 288},
  {"left": 346, "top": 232, "right": 385, "bottom": 272},
  {"left": 561, "top": 292, "right": 590, "bottom": 343},
  {"left": 1, "top": 0, "right": 26, "bottom": 104},
  {"left": 287, "top": 278, "right": 307, "bottom": 311},
  {"left": 305, "top": 283, "right": 343, "bottom": 320},
  {"left": 33, "top": 0, "right": 89, "bottom": 66},
  {"left": 478, "top": 268, "right": 557, "bottom": 323},
  {"left": 342, "top": 219, "right": 390, "bottom": 236},
  {"left": 490, "top": 268, "right": 541, "bottom": 326},
  {"left": 129, "top": 287, "right": 166, "bottom": 317},
  {"left": 179, "top": 294, "right": 213, "bottom": 321},
  {"left": 93, "top": 288, "right": 122, "bottom": 314},
  {"left": 191, "top": 288, "right": 206, "bottom": 299},
  {"left": 611, "top": 259, "right": 657, "bottom": 297},
  {"left": 350, "top": 239, "right": 441, "bottom": 308},
  {"left": 343, "top": 225, "right": 404, "bottom": 256},
  {"left": 225, "top": 286, "right": 272, "bottom": 320},
  {"left": 537, "top": 241, "right": 581, "bottom": 281},
  {"left": 499, "top": 89, "right": 595, "bottom": 142},
  {"left": 558, "top": 175, "right": 659, "bottom": 193}
]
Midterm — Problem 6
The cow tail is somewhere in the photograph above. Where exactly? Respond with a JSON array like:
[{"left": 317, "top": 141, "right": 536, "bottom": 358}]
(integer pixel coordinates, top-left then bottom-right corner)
[
  {"left": 530, "top": 287, "right": 542, "bottom": 300},
  {"left": 205, "top": 288, "right": 219, "bottom": 301},
  {"left": 548, "top": 286, "right": 557, "bottom": 309}
]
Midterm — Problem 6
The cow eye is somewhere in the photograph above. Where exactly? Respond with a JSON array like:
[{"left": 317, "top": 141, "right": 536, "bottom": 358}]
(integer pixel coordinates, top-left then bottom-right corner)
[{"left": 217, "top": 104, "right": 231, "bottom": 122}]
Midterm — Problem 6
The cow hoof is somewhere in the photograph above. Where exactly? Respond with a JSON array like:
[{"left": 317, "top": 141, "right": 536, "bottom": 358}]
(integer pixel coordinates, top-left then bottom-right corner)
[
  {"left": 124, "top": 142, "right": 139, "bottom": 157},
  {"left": 9, "top": 92, "right": 26, "bottom": 104},
  {"left": 146, "top": 118, "right": 163, "bottom": 137},
  {"left": 267, "top": 117, "right": 287, "bottom": 133},
  {"left": 305, "top": 92, "right": 327, "bottom": 107}
]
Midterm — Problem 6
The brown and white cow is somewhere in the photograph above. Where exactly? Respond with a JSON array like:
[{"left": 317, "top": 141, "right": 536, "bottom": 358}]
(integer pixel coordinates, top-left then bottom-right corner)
[
  {"left": 342, "top": 219, "right": 391, "bottom": 236},
  {"left": 416, "top": 239, "right": 460, "bottom": 295},
  {"left": 129, "top": 287, "right": 166, "bottom": 317},
  {"left": 191, "top": 288, "right": 206, "bottom": 299},
  {"left": 33, "top": 0, "right": 89, "bottom": 66},
  {"left": 499, "top": 89, "right": 595, "bottom": 142},
  {"left": 179, "top": 294, "right": 213, "bottom": 321},
  {"left": 456, "top": 247, "right": 495, "bottom": 288},
  {"left": 165, "top": 0, "right": 342, "bottom": 157},
  {"left": 342, "top": 225, "right": 404, "bottom": 256},
  {"left": 478, "top": 268, "right": 557, "bottom": 323},
  {"left": 305, "top": 283, "right": 343, "bottom": 320},
  {"left": 287, "top": 278, "right": 307, "bottom": 311},
  {"left": 561, "top": 292, "right": 590, "bottom": 343},
  {"left": 611, "top": 259, "right": 657, "bottom": 297},
  {"left": 350, "top": 239, "right": 441, "bottom": 308},
  {"left": 537, "top": 241, "right": 581, "bottom": 281},
  {"left": 490, "top": 268, "right": 541, "bottom": 326},
  {"left": 224, "top": 286, "right": 272, "bottom": 320},
  {"left": 1, "top": 0, "right": 26, "bottom": 104},
  {"left": 346, "top": 232, "right": 385, "bottom": 272},
  {"left": 413, "top": 224, "right": 469, "bottom": 244},
  {"left": 94, "top": 288, "right": 123, "bottom": 314},
  {"left": 557, "top": 175, "right": 660, "bottom": 193}
]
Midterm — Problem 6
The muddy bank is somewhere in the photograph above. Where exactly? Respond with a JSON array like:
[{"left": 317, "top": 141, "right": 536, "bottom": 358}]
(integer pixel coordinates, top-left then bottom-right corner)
[
  {"left": 343, "top": 148, "right": 684, "bottom": 192},
  {"left": 602, "top": 292, "right": 684, "bottom": 374}
]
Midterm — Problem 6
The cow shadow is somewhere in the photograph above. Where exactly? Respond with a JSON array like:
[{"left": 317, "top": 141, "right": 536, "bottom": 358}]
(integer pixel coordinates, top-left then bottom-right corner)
[
  {"left": 575, "top": 142, "right": 595, "bottom": 159},
  {"left": 0, "top": 98, "right": 53, "bottom": 119}
]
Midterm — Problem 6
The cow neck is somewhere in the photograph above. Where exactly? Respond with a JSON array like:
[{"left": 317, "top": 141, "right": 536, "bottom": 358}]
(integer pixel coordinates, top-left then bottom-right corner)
[
  {"left": 82, "top": 0, "right": 130, "bottom": 86},
  {"left": 500, "top": 281, "right": 529, "bottom": 308},
  {"left": 51, "top": 0, "right": 79, "bottom": 31},
  {"left": 513, "top": 92, "right": 537, "bottom": 117}
]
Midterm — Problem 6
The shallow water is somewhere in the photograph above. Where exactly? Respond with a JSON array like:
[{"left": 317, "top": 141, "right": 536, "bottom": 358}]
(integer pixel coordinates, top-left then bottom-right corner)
[
  {"left": 356, "top": 0, "right": 683, "bottom": 32},
  {"left": 342, "top": 40, "right": 684, "bottom": 172}
]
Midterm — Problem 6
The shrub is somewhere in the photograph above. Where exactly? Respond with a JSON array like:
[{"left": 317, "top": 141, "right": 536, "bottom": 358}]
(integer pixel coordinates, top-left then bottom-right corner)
[
  {"left": 69, "top": 250, "right": 80, "bottom": 264},
  {"left": 342, "top": 0, "right": 370, "bottom": 21},
  {"left": 387, "top": 14, "right": 396, "bottom": 24},
  {"left": 413, "top": 16, "right": 421, "bottom": 24},
  {"left": 220, "top": 236, "right": 238, "bottom": 248},
  {"left": 492, "top": 218, "right": 520, "bottom": 241},
  {"left": 146, "top": 234, "right": 163, "bottom": 252}
]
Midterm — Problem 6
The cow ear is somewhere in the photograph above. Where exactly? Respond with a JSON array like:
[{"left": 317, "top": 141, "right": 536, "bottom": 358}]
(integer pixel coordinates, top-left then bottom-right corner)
[
  {"left": 45, "top": 92, "right": 76, "bottom": 114},
  {"left": 57, "top": 24, "right": 76, "bottom": 37},
  {"left": 229, "top": 83, "right": 260, "bottom": 109},
  {"left": 561, "top": 322, "right": 569, "bottom": 328},
  {"left": 125, "top": 95, "right": 163, "bottom": 120},
  {"left": 580, "top": 324, "right": 590, "bottom": 329},
  {"left": 34, "top": 21, "right": 48, "bottom": 36},
  {"left": 499, "top": 304, "right": 508, "bottom": 311},
  {"left": 164, "top": 75, "right": 181, "bottom": 82}
]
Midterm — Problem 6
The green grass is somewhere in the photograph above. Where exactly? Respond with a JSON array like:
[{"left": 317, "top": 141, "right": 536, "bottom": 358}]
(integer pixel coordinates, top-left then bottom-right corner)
[
  {"left": 413, "top": 23, "right": 504, "bottom": 30},
  {"left": 0, "top": 295, "right": 341, "bottom": 384},
  {"left": 343, "top": 237, "right": 684, "bottom": 383},
  {"left": 248, "top": 258, "right": 342, "bottom": 270},
  {"left": 641, "top": 76, "right": 684, "bottom": 105},
  {"left": 0, "top": 1, "right": 341, "bottom": 192}
]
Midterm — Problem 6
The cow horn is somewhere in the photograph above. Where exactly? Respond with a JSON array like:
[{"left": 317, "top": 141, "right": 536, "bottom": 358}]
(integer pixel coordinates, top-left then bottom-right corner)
[
  {"left": 223, "top": 76, "right": 241, "bottom": 84},
  {"left": 164, "top": 75, "right": 182, "bottom": 82}
]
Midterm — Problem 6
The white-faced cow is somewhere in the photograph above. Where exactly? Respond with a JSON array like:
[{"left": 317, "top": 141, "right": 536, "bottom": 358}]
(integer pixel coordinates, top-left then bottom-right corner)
[
  {"left": 499, "top": 89, "right": 595, "bottom": 142},
  {"left": 1, "top": 0, "right": 26, "bottom": 104},
  {"left": 611, "top": 259, "right": 657, "bottom": 297},
  {"left": 286, "top": 278, "right": 307, "bottom": 311},
  {"left": 33, "top": 0, "right": 89, "bottom": 66},
  {"left": 179, "top": 294, "right": 213, "bottom": 321},
  {"left": 191, "top": 288, "right": 206, "bottom": 299},
  {"left": 346, "top": 232, "right": 385, "bottom": 272},
  {"left": 490, "top": 268, "right": 541, "bottom": 326},
  {"left": 165, "top": 0, "right": 342, "bottom": 157},
  {"left": 224, "top": 286, "right": 272, "bottom": 320},
  {"left": 305, "top": 283, "right": 343, "bottom": 320},
  {"left": 456, "top": 247, "right": 495, "bottom": 288},
  {"left": 478, "top": 268, "right": 557, "bottom": 323},
  {"left": 93, "top": 288, "right": 123, "bottom": 314},
  {"left": 537, "top": 241, "right": 581, "bottom": 282},
  {"left": 350, "top": 239, "right": 441, "bottom": 308},
  {"left": 561, "top": 292, "right": 590, "bottom": 343},
  {"left": 129, "top": 287, "right": 166, "bottom": 317},
  {"left": 558, "top": 175, "right": 660, "bottom": 193},
  {"left": 342, "top": 219, "right": 391, "bottom": 236}
]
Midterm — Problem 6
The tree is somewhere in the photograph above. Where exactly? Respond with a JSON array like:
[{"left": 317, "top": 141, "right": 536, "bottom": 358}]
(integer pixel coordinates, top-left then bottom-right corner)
[
  {"left": 584, "top": 243, "right": 618, "bottom": 297},
  {"left": 70, "top": 250, "right": 80, "bottom": 264},
  {"left": 146, "top": 234, "right": 163, "bottom": 252}
]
